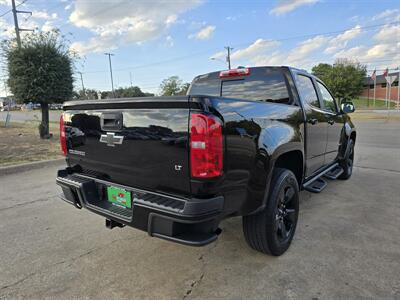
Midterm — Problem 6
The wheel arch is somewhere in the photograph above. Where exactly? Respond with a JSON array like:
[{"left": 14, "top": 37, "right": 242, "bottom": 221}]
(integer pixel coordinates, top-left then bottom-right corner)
[
  {"left": 273, "top": 150, "right": 304, "bottom": 186},
  {"left": 248, "top": 147, "right": 304, "bottom": 216}
]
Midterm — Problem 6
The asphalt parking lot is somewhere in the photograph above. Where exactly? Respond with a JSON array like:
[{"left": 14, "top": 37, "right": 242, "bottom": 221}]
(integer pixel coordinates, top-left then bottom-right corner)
[{"left": 1, "top": 119, "right": 399, "bottom": 299}]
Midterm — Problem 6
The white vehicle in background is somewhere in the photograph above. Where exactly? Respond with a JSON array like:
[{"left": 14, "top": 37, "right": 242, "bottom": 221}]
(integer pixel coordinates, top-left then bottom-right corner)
[{"left": 0, "top": 97, "right": 16, "bottom": 111}]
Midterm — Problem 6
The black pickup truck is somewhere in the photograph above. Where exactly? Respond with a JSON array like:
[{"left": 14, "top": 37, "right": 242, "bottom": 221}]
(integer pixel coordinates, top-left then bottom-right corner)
[{"left": 56, "top": 66, "right": 356, "bottom": 256}]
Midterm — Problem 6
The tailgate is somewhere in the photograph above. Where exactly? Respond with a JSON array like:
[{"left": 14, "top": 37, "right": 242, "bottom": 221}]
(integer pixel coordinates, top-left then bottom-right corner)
[{"left": 63, "top": 97, "right": 191, "bottom": 196}]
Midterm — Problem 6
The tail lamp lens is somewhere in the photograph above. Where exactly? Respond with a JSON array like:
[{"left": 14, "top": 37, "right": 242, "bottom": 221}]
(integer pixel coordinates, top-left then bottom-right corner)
[
  {"left": 190, "top": 113, "right": 223, "bottom": 178},
  {"left": 60, "top": 114, "right": 67, "bottom": 156}
]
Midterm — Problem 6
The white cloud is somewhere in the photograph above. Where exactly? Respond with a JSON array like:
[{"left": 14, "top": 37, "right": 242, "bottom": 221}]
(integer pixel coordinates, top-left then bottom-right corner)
[
  {"left": 41, "top": 21, "right": 55, "bottom": 32},
  {"left": 165, "top": 15, "right": 178, "bottom": 27},
  {"left": 69, "top": 0, "right": 202, "bottom": 54},
  {"left": 189, "top": 20, "right": 207, "bottom": 30},
  {"left": 372, "top": 9, "right": 400, "bottom": 21},
  {"left": 210, "top": 35, "right": 327, "bottom": 70},
  {"left": 231, "top": 39, "right": 280, "bottom": 60},
  {"left": 324, "top": 25, "right": 362, "bottom": 54},
  {"left": 189, "top": 25, "right": 215, "bottom": 40},
  {"left": 373, "top": 24, "right": 400, "bottom": 43},
  {"left": 71, "top": 36, "right": 118, "bottom": 54},
  {"left": 0, "top": 19, "right": 15, "bottom": 39},
  {"left": 32, "top": 10, "right": 58, "bottom": 21},
  {"left": 270, "top": 0, "right": 319, "bottom": 16},
  {"left": 287, "top": 35, "right": 328, "bottom": 62},
  {"left": 334, "top": 41, "right": 400, "bottom": 69}
]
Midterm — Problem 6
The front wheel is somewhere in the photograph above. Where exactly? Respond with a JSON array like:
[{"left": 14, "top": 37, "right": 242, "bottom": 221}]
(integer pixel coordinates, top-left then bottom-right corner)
[
  {"left": 338, "top": 139, "right": 354, "bottom": 180},
  {"left": 243, "top": 168, "right": 299, "bottom": 256}
]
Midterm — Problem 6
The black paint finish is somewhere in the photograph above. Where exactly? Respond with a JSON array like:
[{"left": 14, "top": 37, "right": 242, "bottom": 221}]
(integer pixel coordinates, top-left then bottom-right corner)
[
  {"left": 61, "top": 66, "right": 355, "bottom": 228},
  {"left": 64, "top": 104, "right": 191, "bottom": 197}
]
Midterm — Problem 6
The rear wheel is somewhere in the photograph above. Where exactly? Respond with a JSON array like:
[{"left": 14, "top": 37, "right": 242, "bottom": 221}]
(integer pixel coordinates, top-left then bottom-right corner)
[
  {"left": 338, "top": 139, "right": 354, "bottom": 180},
  {"left": 243, "top": 168, "right": 299, "bottom": 256}
]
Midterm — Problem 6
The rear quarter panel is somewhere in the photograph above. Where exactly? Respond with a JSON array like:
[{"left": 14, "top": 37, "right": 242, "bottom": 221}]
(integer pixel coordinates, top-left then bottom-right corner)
[{"left": 191, "top": 97, "right": 304, "bottom": 216}]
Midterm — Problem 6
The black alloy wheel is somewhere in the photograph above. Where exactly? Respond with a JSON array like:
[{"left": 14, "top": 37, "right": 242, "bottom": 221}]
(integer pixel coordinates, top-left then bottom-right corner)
[
  {"left": 243, "top": 168, "right": 299, "bottom": 256},
  {"left": 339, "top": 139, "right": 354, "bottom": 180},
  {"left": 275, "top": 186, "right": 297, "bottom": 243}
]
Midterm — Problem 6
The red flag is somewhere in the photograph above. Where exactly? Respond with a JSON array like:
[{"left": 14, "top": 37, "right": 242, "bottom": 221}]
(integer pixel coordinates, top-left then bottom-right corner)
[
  {"left": 371, "top": 69, "right": 376, "bottom": 81},
  {"left": 383, "top": 68, "right": 389, "bottom": 77}
]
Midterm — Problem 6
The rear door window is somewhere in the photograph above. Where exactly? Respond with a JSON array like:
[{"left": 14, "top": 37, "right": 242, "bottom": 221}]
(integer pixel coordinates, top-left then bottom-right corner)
[
  {"left": 188, "top": 78, "right": 220, "bottom": 96},
  {"left": 296, "top": 75, "right": 320, "bottom": 108},
  {"left": 316, "top": 81, "right": 337, "bottom": 113},
  {"left": 221, "top": 70, "right": 291, "bottom": 104}
]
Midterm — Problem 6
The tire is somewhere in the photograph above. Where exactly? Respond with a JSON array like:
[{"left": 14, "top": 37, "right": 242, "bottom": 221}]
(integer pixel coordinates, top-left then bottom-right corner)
[
  {"left": 243, "top": 168, "right": 299, "bottom": 256},
  {"left": 338, "top": 139, "right": 354, "bottom": 180}
]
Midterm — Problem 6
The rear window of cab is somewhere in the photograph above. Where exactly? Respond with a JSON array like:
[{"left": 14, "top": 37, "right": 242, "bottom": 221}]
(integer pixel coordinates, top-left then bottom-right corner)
[{"left": 189, "top": 68, "right": 291, "bottom": 104}]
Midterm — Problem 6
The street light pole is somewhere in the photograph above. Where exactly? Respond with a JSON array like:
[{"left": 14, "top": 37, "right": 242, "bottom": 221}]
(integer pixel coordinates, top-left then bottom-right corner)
[
  {"left": 210, "top": 56, "right": 230, "bottom": 70},
  {"left": 104, "top": 53, "right": 115, "bottom": 98},
  {"left": 78, "top": 72, "right": 86, "bottom": 99}
]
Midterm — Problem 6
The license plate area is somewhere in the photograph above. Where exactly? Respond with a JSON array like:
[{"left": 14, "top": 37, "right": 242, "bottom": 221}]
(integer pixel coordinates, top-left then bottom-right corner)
[
  {"left": 82, "top": 182, "right": 134, "bottom": 221},
  {"left": 107, "top": 186, "right": 132, "bottom": 209}
]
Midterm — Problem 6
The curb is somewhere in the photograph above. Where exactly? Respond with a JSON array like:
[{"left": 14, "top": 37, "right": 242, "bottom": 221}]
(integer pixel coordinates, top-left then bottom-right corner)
[{"left": 0, "top": 158, "right": 65, "bottom": 177}]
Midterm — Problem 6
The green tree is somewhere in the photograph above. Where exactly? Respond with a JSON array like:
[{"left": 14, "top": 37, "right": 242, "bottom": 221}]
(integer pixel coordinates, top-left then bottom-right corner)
[
  {"left": 160, "top": 76, "right": 181, "bottom": 96},
  {"left": 159, "top": 76, "right": 190, "bottom": 96},
  {"left": 311, "top": 63, "right": 332, "bottom": 80},
  {"left": 73, "top": 89, "right": 99, "bottom": 100},
  {"left": 3, "top": 30, "right": 75, "bottom": 138},
  {"left": 99, "top": 86, "right": 153, "bottom": 99},
  {"left": 312, "top": 59, "right": 366, "bottom": 101},
  {"left": 115, "top": 86, "right": 145, "bottom": 98},
  {"left": 178, "top": 82, "right": 190, "bottom": 95}
]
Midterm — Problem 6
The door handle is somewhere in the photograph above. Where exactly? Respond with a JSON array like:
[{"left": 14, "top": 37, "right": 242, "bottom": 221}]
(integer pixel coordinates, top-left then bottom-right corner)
[
  {"left": 308, "top": 118, "right": 318, "bottom": 125},
  {"left": 328, "top": 119, "right": 335, "bottom": 125}
]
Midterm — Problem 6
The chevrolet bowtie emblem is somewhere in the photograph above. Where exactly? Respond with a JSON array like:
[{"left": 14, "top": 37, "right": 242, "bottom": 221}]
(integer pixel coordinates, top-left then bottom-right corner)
[{"left": 100, "top": 132, "right": 124, "bottom": 147}]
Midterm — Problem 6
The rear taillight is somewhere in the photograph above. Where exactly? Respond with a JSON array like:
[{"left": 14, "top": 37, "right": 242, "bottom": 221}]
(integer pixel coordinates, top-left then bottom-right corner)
[
  {"left": 190, "top": 113, "right": 223, "bottom": 178},
  {"left": 60, "top": 114, "right": 67, "bottom": 156},
  {"left": 219, "top": 68, "right": 250, "bottom": 78}
]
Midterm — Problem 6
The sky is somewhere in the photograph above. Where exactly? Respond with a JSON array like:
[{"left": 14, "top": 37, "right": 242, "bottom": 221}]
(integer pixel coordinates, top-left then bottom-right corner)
[{"left": 0, "top": 0, "right": 399, "bottom": 97}]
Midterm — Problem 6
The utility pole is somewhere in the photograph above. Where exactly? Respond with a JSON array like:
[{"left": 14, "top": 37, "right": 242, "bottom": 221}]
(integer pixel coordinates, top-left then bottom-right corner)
[
  {"left": 225, "top": 46, "right": 233, "bottom": 70},
  {"left": 129, "top": 72, "right": 133, "bottom": 88},
  {"left": 104, "top": 53, "right": 115, "bottom": 97},
  {"left": 11, "top": 0, "right": 32, "bottom": 48},
  {"left": 11, "top": 0, "right": 21, "bottom": 48},
  {"left": 78, "top": 72, "right": 86, "bottom": 99}
]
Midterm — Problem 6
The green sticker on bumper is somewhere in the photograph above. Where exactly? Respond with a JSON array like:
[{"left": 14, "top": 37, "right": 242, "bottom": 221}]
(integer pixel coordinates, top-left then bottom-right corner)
[{"left": 107, "top": 186, "right": 132, "bottom": 208}]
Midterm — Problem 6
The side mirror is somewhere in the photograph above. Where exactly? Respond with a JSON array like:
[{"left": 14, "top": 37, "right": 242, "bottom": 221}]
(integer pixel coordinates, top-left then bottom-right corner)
[{"left": 341, "top": 102, "right": 355, "bottom": 114}]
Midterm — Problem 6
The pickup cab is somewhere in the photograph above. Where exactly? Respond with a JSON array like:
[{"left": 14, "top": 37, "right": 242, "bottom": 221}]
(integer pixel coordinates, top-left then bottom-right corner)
[{"left": 56, "top": 66, "right": 356, "bottom": 256}]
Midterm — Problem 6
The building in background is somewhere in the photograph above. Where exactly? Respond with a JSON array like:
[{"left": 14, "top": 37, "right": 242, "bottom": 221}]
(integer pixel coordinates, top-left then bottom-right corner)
[{"left": 361, "top": 72, "right": 399, "bottom": 101}]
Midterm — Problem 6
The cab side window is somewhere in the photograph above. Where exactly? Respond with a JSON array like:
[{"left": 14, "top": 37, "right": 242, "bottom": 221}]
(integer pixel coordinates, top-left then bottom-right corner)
[
  {"left": 296, "top": 75, "right": 320, "bottom": 108},
  {"left": 317, "top": 81, "right": 337, "bottom": 113}
]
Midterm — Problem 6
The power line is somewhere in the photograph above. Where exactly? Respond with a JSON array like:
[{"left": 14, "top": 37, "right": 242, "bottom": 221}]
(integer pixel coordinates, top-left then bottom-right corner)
[
  {"left": 79, "top": 21, "right": 399, "bottom": 74},
  {"left": 0, "top": 0, "right": 28, "bottom": 18}
]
